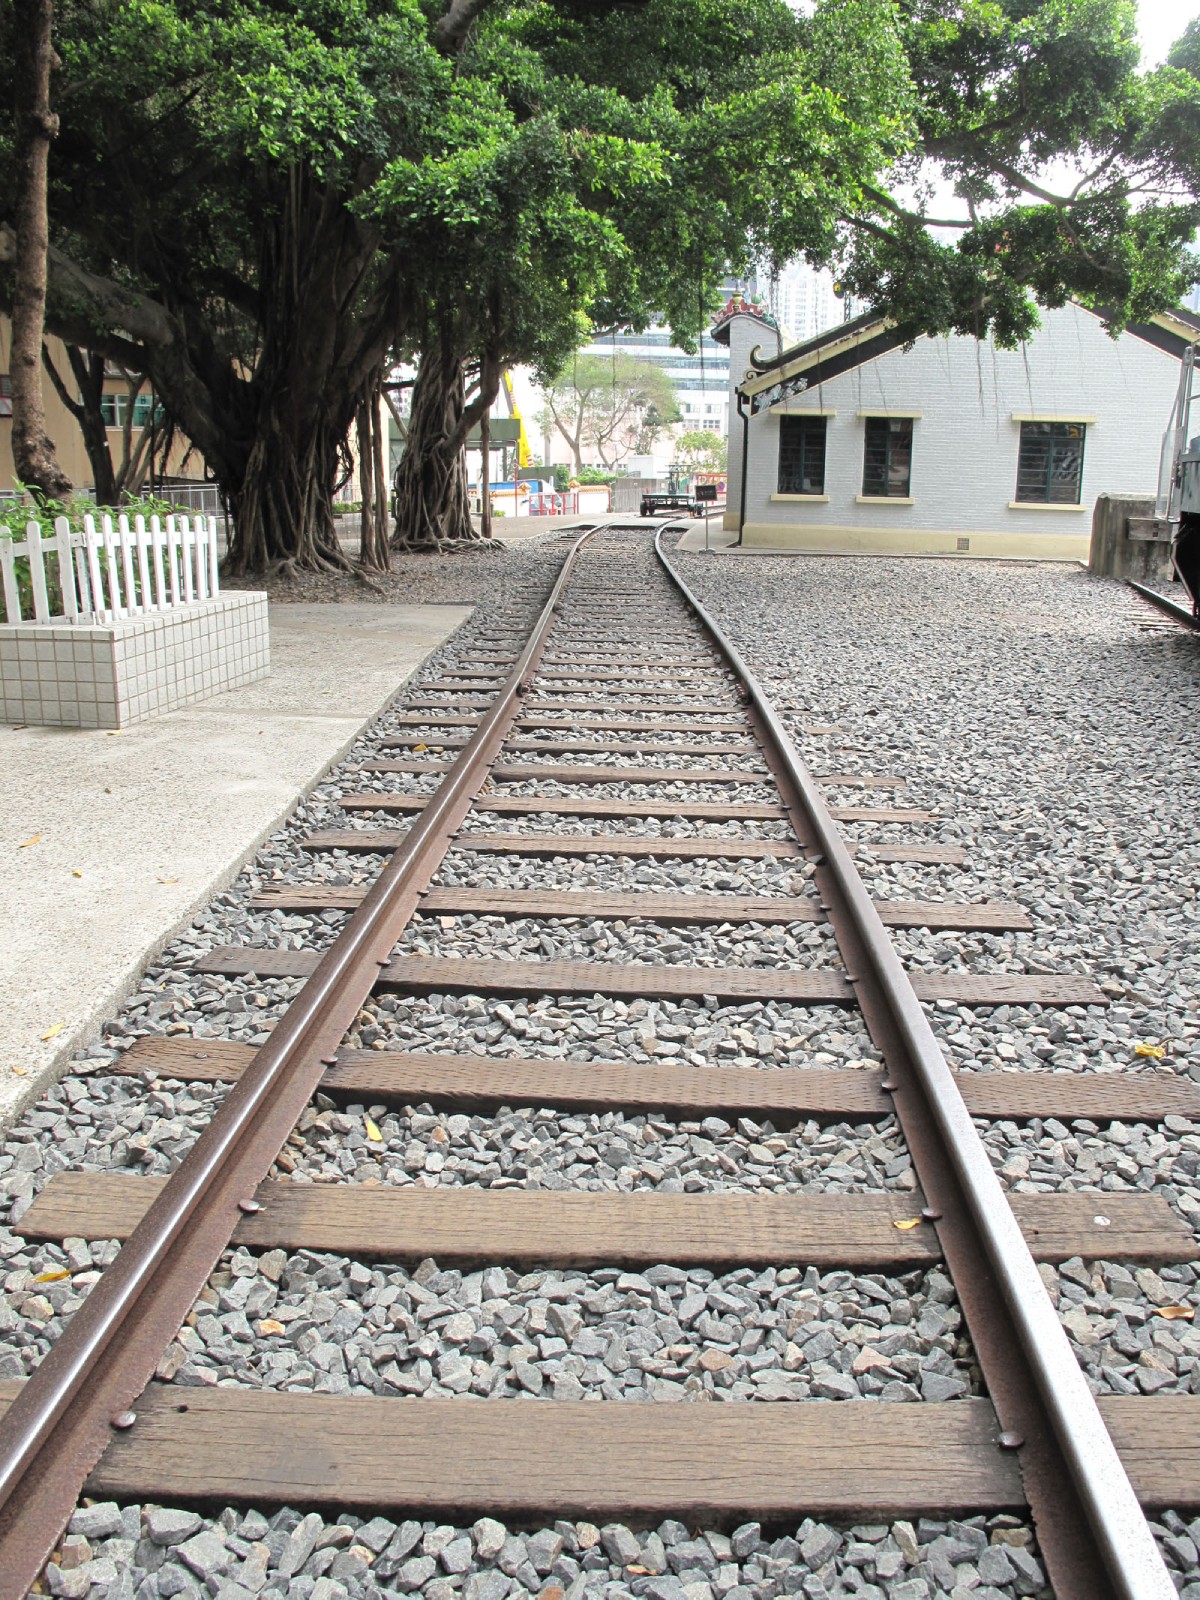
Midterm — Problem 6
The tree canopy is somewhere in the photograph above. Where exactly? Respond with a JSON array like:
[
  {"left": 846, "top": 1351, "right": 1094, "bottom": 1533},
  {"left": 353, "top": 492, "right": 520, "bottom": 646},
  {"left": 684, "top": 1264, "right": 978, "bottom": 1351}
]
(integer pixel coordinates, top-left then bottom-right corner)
[
  {"left": 834, "top": 0, "right": 1200, "bottom": 341},
  {"left": 675, "top": 428, "right": 727, "bottom": 473},
  {"left": 1, "top": 0, "right": 1197, "bottom": 570}
]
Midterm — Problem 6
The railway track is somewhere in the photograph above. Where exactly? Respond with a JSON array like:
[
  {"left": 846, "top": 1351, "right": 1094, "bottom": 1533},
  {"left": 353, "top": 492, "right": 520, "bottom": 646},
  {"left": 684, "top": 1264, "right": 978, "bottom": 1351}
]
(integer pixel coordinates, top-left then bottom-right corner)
[{"left": 0, "top": 524, "right": 1197, "bottom": 1600}]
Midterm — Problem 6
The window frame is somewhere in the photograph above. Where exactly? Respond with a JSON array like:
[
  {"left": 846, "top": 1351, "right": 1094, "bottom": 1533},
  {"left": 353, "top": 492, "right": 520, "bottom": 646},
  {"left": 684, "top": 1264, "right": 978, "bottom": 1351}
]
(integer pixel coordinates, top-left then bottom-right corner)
[
  {"left": 861, "top": 415, "right": 913, "bottom": 498},
  {"left": 98, "top": 392, "right": 162, "bottom": 429},
  {"left": 777, "top": 413, "right": 828, "bottom": 497},
  {"left": 1014, "top": 420, "right": 1086, "bottom": 505},
  {"left": 0, "top": 376, "right": 12, "bottom": 418}
]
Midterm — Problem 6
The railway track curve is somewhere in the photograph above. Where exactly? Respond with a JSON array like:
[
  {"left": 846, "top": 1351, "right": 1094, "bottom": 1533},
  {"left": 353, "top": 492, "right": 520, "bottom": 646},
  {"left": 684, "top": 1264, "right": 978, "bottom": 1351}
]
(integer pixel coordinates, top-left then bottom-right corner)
[{"left": 0, "top": 524, "right": 1195, "bottom": 1600}]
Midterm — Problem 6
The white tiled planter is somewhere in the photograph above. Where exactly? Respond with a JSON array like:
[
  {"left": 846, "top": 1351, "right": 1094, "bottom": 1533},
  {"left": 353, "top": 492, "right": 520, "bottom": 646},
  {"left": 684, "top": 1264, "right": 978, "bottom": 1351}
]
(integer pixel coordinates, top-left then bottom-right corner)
[{"left": 0, "top": 592, "right": 269, "bottom": 729}]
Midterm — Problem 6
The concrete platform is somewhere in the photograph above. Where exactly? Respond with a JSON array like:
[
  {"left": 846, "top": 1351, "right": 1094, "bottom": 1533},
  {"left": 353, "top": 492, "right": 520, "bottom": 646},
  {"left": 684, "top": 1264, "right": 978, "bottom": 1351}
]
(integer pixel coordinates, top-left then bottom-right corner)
[{"left": 0, "top": 600, "right": 471, "bottom": 1128}]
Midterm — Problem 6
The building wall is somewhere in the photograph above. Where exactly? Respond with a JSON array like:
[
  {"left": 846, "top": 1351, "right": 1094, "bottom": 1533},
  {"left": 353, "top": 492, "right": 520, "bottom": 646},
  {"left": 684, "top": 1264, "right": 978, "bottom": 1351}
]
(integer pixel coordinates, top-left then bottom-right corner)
[
  {"left": 727, "top": 302, "right": 1180, "bottom": 557},
  {"left": 722, "top": 310, "right": 783, "bottom": 528},
  {"left": 0, "top": 319, "right": 202, "bottom": 498}
]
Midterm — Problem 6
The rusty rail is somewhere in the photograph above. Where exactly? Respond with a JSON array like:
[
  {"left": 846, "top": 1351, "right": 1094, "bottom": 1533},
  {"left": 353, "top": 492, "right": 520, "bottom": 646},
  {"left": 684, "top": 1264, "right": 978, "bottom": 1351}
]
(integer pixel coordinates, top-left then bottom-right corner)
[
  {"left": 0, "top": 526, "right": 602, "bottom": 1599},
  {"left": 1126, "top": 577, "right": 1200, "bottom": 630},
  {"left": 655, "top": 525, "right": 1176, "bottom": 1600}
]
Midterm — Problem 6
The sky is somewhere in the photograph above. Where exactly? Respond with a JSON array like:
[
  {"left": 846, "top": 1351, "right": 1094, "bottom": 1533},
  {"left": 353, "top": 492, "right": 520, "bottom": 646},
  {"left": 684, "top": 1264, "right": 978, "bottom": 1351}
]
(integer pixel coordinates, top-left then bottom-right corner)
[{"left": 1137, "top": 0, "right": 1200, "bottom": 64}]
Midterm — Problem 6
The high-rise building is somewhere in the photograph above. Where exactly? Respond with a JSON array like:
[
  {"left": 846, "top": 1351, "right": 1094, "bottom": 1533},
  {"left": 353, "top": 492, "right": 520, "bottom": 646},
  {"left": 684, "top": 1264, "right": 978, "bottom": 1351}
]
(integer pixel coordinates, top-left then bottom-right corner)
[
  {"left": 578, "top": 326, "right": 732, "bottom": 442},
  {"left": 766, "top": 259, "right": 841, "bottom": 344}
]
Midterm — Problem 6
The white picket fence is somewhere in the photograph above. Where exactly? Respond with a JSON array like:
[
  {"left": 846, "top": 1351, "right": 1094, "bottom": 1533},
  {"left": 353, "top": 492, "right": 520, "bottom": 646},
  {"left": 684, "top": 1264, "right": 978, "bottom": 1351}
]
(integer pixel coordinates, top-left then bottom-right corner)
[{"left": 0, "top": 513, "right": 220, "bottom": 626}]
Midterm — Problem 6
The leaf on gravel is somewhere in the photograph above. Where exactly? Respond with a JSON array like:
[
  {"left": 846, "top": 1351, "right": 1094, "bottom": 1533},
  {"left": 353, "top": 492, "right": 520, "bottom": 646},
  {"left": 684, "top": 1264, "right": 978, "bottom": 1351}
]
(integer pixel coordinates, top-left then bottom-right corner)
[
  {"left": 412, "top": 742, "right": 427, "bottom": 752},
  {"left": 18, "top": 833, "right": 42, "bottom": 849},
  {"left": 1155, "top": 1306, "right": 1195, "bottom": 1320},
  {"left": 156, "top": 876, "right": 179, "bottom": 885},
  {"left": 893, "top": 1218, "right": 922, "bottom": 1231},
  {"left": 1134, "top": 1042, "right": 1167, "bottom": 1059},
  {"left": 39, "top": 1022, "right": 66, "bottom": 1042},
  {"left": 33, "top": 1270, "right": 70, "bottom": 1283},
  {"left": 71, "top": 869, "right": 83, "bottom": 879},
  {"left": 258, "top": 1319, "right": 285, "bottom": 1336},
  {"left": 365, "top": 1117, "right": 383, "bottom": 1143}
]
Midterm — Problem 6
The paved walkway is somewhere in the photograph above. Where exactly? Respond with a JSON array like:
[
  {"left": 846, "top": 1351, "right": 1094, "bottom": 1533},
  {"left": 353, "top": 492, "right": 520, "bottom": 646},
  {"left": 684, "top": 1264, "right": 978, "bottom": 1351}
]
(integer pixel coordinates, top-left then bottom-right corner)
[{"left": 0, "top": 600, "right": 470, "bottom": 1128}]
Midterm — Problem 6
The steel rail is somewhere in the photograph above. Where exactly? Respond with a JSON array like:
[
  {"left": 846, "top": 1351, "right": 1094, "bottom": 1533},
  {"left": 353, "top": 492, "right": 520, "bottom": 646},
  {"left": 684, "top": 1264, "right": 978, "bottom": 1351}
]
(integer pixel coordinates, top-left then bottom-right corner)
[
  {"left": 1126, "top": 577, "right": 1200, "bottom": 630},
  {"left": 654, "top": 526, "right": 1176, "bottom": 1600},
  {"left": 0, "top": 525, "right": 603, "bottom": 1600}
]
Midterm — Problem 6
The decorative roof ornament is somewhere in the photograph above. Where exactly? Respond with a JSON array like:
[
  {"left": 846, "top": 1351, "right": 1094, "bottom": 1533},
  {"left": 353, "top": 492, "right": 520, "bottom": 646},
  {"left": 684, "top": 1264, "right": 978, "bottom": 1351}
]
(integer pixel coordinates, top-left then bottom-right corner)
[{"left": 710, "top": 292, "right": 778, "bottom": 344}]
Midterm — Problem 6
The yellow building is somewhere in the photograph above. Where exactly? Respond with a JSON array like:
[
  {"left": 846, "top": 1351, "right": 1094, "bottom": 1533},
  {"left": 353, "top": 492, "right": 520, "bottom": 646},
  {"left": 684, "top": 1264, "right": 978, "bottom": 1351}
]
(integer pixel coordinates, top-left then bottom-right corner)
[{"left": 0, "top": 318, "right": 204, "bottom": 497}]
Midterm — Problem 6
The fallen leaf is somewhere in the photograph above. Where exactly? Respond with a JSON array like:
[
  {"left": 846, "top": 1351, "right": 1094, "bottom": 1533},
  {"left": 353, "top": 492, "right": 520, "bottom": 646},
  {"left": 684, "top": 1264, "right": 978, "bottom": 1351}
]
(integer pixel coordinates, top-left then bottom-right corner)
[
  {"left": 39, "top": 1022, "right": 66, "bottom": 1042},
  {"left": 1134, "top": 1042, "right": 1167, "bottom": 1059},
  {"left": 33, "top": 1270, "right": 70, "bottom": 1284},
  {"left": 258, "top": 1319, "right": 285, "bottom": 1337},
  {"left": 1156, "top": 1306, "right": 1195, "bottom": 1321},
  {"left": 412, "top": 742, "right": 427, "bottom": 752},
  {"left": 106, "top": 730, "right": 120, "bottom": 737},
  {"left": 10, "top": 1066, "right": 26, "bottom": 1077},
  {"left": 156, "top": 876, "right": 179, "bottom": 885},
  {"left": 625, "top": 1567, "right": 651, "bottom": 1576},
  {"left": 71, "top": 869, "right": 83, "bottom": 879},
  {"left": 18, "top": 833, "right": 42, "bottom": 849},
  {"left": 893, "top": 1217, "right": 922, "bottom": 1231},
  {"left": 365, "top": 1117, "right": 383, "bottom": 1143}
]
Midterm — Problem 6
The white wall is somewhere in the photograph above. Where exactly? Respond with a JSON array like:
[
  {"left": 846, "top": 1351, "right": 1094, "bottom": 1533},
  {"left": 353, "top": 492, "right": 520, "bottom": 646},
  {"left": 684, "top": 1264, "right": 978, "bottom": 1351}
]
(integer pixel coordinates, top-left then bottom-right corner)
[
  {"left": 723, "top": 312, "right": 784, "bottom": 525},
  {"left": 731, "top": 303, "right": 1180, "bottom": 541}
]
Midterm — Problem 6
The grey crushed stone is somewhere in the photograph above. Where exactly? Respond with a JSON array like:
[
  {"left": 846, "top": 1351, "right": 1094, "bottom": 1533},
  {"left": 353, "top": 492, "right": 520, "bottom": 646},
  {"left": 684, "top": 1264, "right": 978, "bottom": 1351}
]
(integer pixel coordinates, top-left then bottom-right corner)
[
  {"left": 155, "top": 1250, "right": 973, "bottom": 1402},
  {"left": 44, "top": 1505, "right": 1061, "bottom": 1600}
]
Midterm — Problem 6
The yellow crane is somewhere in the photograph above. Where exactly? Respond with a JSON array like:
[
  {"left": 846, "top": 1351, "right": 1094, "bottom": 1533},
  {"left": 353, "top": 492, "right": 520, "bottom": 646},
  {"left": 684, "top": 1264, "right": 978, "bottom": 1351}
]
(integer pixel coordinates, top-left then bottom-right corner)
[{"left": 500, "top": 369, "right": 533, "bottom": 469}]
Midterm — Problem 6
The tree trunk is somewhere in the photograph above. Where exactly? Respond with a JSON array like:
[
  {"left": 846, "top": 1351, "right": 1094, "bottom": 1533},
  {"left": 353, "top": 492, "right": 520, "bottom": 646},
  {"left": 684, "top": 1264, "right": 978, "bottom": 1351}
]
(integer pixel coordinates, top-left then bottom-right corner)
[
  {"left": 229, "top": 401, "right": 349, "bottom": 573},
  {"left": 357, "top": 398, "right": 373, "bottom": 563},
  {"left": 390, "top": 337, "right": 476, "bottom": 550},
  {"left": 22, "top": 159, "right": 400, "bottom": 573},
  {"left": 43, "top": 343, "right": 117, "bottom": 503},
  {"left": 223, "top": 168, "right": 392, "bottom": 576},
  {"left": 391, "top": 327, "right": 507, "bottom": 551},
  {"left": 355, "top": 388, "right": 390, "bottom": 572},
  {"left": 479, "top": 405, "right": 493, "bottom": 541},
  {"left": 370, "top": 392, "right": 390, "bottom": 569},
  {"left": 10, "top": 0, "right": 72, "bottom": 500}
]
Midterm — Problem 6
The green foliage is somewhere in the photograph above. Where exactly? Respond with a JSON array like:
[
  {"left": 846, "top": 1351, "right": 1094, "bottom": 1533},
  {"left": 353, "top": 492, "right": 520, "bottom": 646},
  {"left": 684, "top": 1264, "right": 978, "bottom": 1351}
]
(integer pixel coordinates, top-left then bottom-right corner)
[
  {"left": 1171, "top": 19, "right": 1200, "bottom": 78},
  {"left": 675, "top": 430, "right": 728, "bottom": 472},
  {"left": 835, "top": 0, "right": 1200, "bottom": 343}
]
